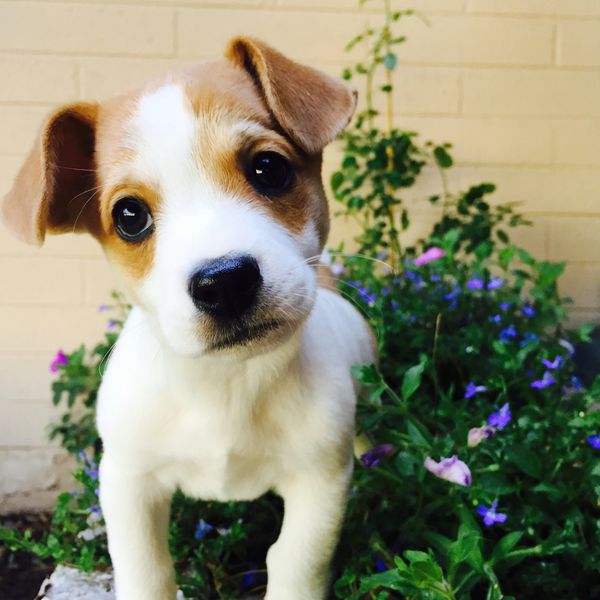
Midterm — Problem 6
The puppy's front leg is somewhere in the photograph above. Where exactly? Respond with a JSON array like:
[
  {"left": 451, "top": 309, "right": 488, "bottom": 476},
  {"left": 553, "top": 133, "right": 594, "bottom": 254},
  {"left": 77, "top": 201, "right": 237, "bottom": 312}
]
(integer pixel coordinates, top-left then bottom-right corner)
[
  {"left": 100, "top": 456, "right": 176, "bottom": 600},
  {"left": 266, "top": 462, "right": 352, "bottom": 600}
]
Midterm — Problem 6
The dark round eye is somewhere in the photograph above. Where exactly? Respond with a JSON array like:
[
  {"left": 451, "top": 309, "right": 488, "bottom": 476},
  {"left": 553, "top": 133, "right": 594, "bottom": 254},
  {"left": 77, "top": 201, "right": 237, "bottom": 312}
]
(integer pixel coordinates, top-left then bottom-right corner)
[
  {"left": 112, "top": 197, "right": 154, "bottom": 242},
  {"left": 247, "top": 151, "right": 293, "bottom": 195}
]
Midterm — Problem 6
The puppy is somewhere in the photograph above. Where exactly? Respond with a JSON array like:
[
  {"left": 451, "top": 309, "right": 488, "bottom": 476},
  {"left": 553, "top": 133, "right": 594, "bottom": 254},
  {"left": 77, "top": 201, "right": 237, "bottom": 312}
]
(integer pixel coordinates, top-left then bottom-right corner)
[{"left": 2, "top": 37, "right": 375, "bottom": 600}]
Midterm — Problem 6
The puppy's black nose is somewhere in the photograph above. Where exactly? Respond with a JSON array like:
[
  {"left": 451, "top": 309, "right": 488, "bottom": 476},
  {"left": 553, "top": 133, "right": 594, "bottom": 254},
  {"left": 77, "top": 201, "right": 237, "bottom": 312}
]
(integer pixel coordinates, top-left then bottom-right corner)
[{"left": 189, "top": 255, "right": 262, "bottom": 319}]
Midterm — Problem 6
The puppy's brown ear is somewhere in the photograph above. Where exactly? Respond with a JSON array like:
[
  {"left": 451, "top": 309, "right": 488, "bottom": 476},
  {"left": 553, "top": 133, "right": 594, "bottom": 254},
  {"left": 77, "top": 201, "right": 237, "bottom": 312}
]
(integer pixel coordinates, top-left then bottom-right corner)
[
  {"left": 2, "top": 102, "right": 99, "bottom": 246},
  {"left": 226, "top": 37, "right": 357, "bottom": 154}
]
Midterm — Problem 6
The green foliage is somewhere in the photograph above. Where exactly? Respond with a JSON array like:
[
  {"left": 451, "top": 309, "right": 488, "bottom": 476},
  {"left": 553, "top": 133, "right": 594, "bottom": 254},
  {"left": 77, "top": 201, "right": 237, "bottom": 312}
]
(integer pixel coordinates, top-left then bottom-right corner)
[{"left": 2, "top": 3, "right": 600, "bottom": 599}]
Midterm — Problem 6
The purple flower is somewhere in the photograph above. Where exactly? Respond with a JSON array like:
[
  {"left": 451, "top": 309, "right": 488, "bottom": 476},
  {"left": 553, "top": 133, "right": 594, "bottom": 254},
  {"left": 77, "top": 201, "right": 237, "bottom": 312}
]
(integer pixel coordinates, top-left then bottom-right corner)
[
  {"left": 477, "top": 502, "right": 507, "bottom": 526},
  {"left": 468, "top": 425, "right": 496, "bottom": 448},
  {"left": 430, "top": 274, "right": 441, "bottom": 282},
  {"left": 98, "top": 304, "right": 112, "bottom": 312},
  {"left": 531, "top": 371, "right": 556, "bottom": 389},
  {"left": 466, "top": 277, "right": 485, "bottom": 290},
  {"left": 390, "top": 300, "right": 400, "bottom": 312},
  {"left": 489, "top": 314, "right": 502, "bottom": 324},
  {"left": 465, "top": 382, "right": 488, "bottom": 399},
  {"left": 558, "top": 339, "right": 575, "bottom": 357},
  {"left": 242, "top": 568, "right": 258, "bottom": 590},
  {"left": 424, "top": 455, "right": 472, "bottom": 486},
  {"left": 414, "top": 246, "right": 445, "bottom": 267},
  {"left": 520, "top": 332, "right": 539, "bottom": 347},
  {"left": 195, "top": 519, "right": 214, "bottom": 540},
  {"left": 522, "top": 304, "right": 536, "bottom": 317},
  {"left": 570, "top": 376, "right": 584, "bottom": 391},
  {"left": 85, "top": 467, "right": 99, "bottom": 481},
  {"left": 542, "top": 355, "right": 563, "bottom": 370},
  {"left": 487, "top": 276, "right": 504, "bottom": 290},
  {"left": 405, "top": 270, "right": 424, "bottom": 286},
  {"left": 444, "top": 286, "right": 461, "bottom": 302},
  {"left": 499, "top": 302, "right": 511, "bottom": 311},
  {"left": 487, "top": 403, "right": 511, "bottom": 430},
  {"left": 499, "top": 324, "right": 517, "bottom": 343},
  {"left": 586, "top": 435, "right": 600, "bottom": 450},
  {"left": 49, "top": 350, "right": 69, "bottom": 373},
  {"left": 375, "top": 558, "right": 388, "bottom": 573},
  {"left": 357, "top": 287, "right": 377, "bottom": 306},
  {"left": 107, "top": 319, "right": 118, "bottom": 330},
  {"left": 360, "top": 444, "right": 394, "bottom": 468}
]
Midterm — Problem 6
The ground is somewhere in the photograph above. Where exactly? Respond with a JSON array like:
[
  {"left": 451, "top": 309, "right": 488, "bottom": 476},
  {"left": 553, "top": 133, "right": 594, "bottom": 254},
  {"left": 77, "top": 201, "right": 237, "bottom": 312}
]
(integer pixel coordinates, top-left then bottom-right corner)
[{"left": 0, "top": 513, "right": 53, "bottom": 600}]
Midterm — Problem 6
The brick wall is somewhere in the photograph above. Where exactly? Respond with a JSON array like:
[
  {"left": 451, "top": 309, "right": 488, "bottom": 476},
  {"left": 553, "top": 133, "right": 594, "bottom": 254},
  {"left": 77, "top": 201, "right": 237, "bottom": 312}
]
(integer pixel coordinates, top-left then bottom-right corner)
[{"left": 0, "top": 0, "right": 599, "bottom": 510}]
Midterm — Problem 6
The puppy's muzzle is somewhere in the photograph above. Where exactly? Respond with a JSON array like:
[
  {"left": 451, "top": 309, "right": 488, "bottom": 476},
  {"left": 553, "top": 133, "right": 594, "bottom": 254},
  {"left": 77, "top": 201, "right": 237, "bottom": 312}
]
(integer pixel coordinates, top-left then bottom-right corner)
[{"left": 188, "top": 254, "right": 262, "bottom": 319}]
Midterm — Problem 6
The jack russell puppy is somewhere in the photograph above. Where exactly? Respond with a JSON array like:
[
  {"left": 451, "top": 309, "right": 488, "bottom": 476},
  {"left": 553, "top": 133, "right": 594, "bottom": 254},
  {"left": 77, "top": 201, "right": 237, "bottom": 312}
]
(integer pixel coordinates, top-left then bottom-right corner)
[{"left": 2, "top": 37, "right": 375, "bottom": 600}]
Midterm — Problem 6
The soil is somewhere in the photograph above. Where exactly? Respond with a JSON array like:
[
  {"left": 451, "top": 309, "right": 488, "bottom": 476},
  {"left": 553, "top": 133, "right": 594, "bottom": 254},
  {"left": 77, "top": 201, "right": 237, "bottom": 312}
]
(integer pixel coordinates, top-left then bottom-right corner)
[{"left": 0, "top": 513, "right": 54, "bottom": 600}]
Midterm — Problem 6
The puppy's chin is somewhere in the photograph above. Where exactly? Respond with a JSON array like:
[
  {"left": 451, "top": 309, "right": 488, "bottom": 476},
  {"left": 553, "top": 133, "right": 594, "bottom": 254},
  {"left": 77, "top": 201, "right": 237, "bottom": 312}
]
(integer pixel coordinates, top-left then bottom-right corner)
[{"left": 158, "top": 309, "right": 309, "bottom": 359}]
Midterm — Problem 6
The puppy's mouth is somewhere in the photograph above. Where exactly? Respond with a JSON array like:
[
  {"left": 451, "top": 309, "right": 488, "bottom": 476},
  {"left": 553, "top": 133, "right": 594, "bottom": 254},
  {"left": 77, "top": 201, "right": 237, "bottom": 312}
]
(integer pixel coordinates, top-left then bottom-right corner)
[{"left": 207, "top": 319, "right": 283, "bottom": 352}]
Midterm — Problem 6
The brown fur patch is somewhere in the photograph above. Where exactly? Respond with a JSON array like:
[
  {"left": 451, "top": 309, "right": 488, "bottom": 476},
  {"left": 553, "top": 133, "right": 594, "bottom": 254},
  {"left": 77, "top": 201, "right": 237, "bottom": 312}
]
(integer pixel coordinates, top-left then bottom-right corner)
[
  {"left": 3, "top": 39, "right": 356, "bottom": 283},
  {"left": 95, "top": 182, "right": 160, "bottom": 281}
]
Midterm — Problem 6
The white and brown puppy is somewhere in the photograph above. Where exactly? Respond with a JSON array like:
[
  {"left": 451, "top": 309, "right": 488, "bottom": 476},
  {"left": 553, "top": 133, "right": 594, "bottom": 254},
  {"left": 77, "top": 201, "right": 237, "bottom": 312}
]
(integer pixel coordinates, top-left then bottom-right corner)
[{"left": 2, "top": 38, "right": 375, "bottom": 600}]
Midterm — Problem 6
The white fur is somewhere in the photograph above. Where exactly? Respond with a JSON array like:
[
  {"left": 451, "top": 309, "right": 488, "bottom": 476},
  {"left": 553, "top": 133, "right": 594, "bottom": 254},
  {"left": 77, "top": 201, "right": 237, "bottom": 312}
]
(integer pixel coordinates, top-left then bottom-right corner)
[{"left": 97, "top": 84, "right": 375, "bottom": 599}]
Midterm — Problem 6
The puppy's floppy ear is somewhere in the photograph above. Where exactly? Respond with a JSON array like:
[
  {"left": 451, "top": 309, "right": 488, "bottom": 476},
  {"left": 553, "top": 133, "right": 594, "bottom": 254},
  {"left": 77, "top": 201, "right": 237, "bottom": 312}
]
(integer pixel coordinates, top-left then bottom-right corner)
[
  {"left": 2, "top": 102, "right": 99, "bottom": 246},
  {"left": 226, "top": 36, "right": 357, "bottom": 154}
]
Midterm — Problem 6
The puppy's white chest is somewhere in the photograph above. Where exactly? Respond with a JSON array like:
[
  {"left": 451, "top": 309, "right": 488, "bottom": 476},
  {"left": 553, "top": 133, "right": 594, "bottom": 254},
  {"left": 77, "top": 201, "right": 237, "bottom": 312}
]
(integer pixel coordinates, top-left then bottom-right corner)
[{"left": 153, "top": 402, "right": 281, "bottom": 501}]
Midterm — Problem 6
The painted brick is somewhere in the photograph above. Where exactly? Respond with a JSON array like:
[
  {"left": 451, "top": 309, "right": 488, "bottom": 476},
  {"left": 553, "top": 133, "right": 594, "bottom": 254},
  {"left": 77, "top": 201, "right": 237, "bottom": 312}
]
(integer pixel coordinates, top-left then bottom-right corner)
[
  {"left": 316, "top": 63, "right": 461, "bottom": 116},
  {"left": 0, "top": 2, "right": 174, "bottom": 56},
  {"left": 0, "top": 106, "right": 48, "bottom": 154},
  {"left": 381, "top": 67, "right": 461, "bottom": 115},
  {"left": 469, "top": 0, "right": 600, "bottom": 17},
  {"left": 39, "top": 0, "right": 268, "bottom": 5},
  {"left": 0, "top": 401, "right": 61, "bottom": 446},
  {"left": 568, "top": 309, "right": 600, "bottom": 328},
  {"left": 558, "top": 20, "right": 600, "bottom": 68},
  {"left": 0, "top": 356, "right": 55, "bottom": 402},
  {"left": 177, "top": 8, "right": 368, "bottom": 62},
  {"left": 0, "top": 55, "right": 78, "bottom": 103},
  {"left": 489, "top": 216, "right": 546, "bottom": 259},
  {"left": 394, "top": 16, "right": 553, "bottom": 66},
  {"left": 554, "top": 120, "right": 600, "bottom": 167},
  {"left": 445, "top": 167, "right": 600, "bottom": 214},
  {"left": 0, "top": 306, "right": 107, "bottom": 354},
  {"left": 463, "top": 70, "right": 600, "bottom": 118},
  {"left": 548, "top": 217, "right": 600, "bottom": 261},
  {"left": 82, "top": 259, "right": 123, "bottom": 306},
  {"left": 0, "top": 257, "right": 83, "bottom": 305},
  {"left": 559, "top": 264, "right": 600, "bottom": 309},
  {"left": 0, "top": 448, "right": 74, "bottom": 513},
  {"left": 79, "top": 57, "right": 181, "bottom": 100},
  {"left": 276, "top": 0, "right": 466, "bottom": 11},
  {"left": 401, "top": 117, "right": 554, "bottom": 165}
]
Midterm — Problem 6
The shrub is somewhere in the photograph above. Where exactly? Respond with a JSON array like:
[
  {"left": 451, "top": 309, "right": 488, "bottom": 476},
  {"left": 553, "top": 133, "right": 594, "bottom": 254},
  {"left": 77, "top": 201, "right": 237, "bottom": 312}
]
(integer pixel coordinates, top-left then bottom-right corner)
[{"left": 2, "top": 3, "right": 599, "bottom": 599}]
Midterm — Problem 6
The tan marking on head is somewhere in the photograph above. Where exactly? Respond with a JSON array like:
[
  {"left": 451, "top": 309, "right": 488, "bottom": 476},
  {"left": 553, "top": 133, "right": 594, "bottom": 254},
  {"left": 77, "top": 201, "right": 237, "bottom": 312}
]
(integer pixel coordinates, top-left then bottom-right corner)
[
  {"left": 94, "top": 181, "right": 160, "bottom": 281},
  {"left": 174, "top": 59, "right": 331, "bottom": 244}
]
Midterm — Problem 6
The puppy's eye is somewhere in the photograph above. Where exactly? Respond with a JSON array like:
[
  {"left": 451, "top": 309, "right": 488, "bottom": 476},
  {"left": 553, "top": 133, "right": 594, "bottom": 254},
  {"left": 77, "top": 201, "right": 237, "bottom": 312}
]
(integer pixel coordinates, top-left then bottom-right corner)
[
  {"left": 112, "top": 197, "right": 154, "bottom": 242},
  {"left": 247, "top": 152, "right": 293, "bottom": 195}
]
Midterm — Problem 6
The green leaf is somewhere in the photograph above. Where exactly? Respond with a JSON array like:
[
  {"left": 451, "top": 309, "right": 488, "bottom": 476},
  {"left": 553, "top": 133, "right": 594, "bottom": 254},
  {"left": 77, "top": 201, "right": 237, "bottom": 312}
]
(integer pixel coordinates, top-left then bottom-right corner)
[
  {"left": 505, "top": 443, "right": 542, "bottom": 479},
  {"left": 401, "top": 358, "right": 427, "bottom": 402},
  {"left": 490, "top": 531, "right": 524, "bottom": 565},
  {"left": 433, "top": 146, "right": 453, "bottom": 169},
  {"left": 331, "top": 171, "right": 345, "bottom": 192},
  {"left": 352, "top": 363, "right": 383, "bottom": 386}
]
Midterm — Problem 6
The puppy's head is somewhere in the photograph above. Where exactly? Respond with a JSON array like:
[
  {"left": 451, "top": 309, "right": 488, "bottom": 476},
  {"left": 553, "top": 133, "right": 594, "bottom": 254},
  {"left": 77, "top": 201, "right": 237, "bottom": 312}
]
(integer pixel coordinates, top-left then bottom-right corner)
[{"left": 2, "top": 37, "right": 356, "bottom": 356}]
